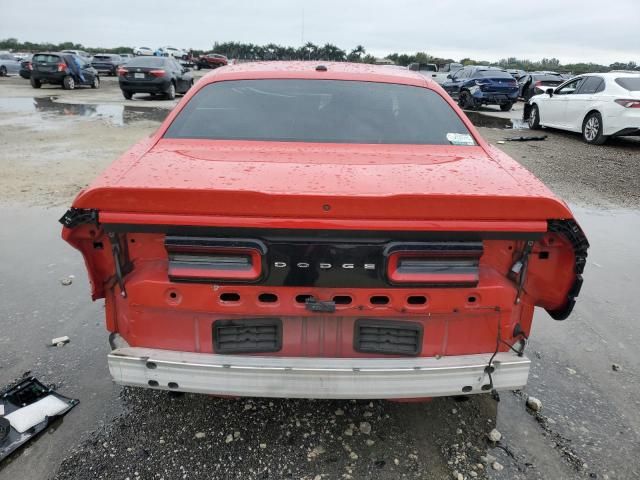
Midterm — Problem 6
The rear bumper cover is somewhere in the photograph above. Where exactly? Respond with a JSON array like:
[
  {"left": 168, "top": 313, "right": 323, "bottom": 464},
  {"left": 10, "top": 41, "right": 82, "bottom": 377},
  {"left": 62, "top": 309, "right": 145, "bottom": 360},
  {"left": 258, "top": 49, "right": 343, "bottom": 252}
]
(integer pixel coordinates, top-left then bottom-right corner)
[{"left": 108, "top": 347, "right": 530, "bottom": 399}]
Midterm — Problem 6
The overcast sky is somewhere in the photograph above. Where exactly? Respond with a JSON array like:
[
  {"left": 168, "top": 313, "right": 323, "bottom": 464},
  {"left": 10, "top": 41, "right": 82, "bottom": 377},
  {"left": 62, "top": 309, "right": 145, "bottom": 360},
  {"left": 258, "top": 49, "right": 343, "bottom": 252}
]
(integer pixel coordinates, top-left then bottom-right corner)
[{"left": 2, "top": 0, "right": 638, "bottom": 64}]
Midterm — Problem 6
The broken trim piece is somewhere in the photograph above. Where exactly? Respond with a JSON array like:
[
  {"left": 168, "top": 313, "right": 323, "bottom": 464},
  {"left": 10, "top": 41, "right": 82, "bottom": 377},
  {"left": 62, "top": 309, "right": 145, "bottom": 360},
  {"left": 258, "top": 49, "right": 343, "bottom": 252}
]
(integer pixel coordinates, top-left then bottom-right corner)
[
  {"left": 546, "top": 220, "right": 589, "bottom": 320},
  {"left": 59, "top": 208, "right": 99, "bottom": 228},
  {"left": 0, "top": 376, "right": 79, "bottom": 463}
]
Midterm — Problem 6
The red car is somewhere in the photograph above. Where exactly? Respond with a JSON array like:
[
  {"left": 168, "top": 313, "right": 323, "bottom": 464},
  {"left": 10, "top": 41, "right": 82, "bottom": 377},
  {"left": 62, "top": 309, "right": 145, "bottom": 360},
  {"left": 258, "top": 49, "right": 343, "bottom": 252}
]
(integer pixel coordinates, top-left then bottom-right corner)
[
  {"left": 61, "top": 62, "right": 588, "bottom": 400},
  {"left": 194, "top": 53, "right": 228, "bottom": 70}
]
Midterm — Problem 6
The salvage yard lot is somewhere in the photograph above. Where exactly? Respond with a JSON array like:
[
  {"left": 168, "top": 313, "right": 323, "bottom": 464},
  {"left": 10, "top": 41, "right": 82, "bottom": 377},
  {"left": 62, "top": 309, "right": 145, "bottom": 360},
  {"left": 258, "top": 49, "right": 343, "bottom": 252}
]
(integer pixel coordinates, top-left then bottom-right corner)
[{"left": 0, "top": 73, "right": 639, "bottom": 480}]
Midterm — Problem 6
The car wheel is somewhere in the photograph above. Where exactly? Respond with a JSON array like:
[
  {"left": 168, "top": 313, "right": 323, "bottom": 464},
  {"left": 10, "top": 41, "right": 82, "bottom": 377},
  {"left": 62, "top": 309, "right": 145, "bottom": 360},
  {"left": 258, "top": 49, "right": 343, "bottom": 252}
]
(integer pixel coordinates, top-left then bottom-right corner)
[
  {"left": 500, "top": 102, "right": 513, "bottom": 112},
  {"left": 195, "top": 63, "right": 200, "bottom": 70},
  {"left": 458, "top": 91, "right": 476, "bottom": 110},
  {"left": 0, "top": 66, "right": 6, "bottom": 77},
  {"left": 122, "top": 90, "right": 133, "bottom": 100},
  {"left": 30, "top": 77, "right": 42, "bottom": 89},
  {"left": 582, "top": 112, "right": 608, "bottom": 145},
  {"left": 166, "top": 82, "right": 176, "bottom": 100},
  {"left": 62, "top": 76, "right": 75, "bottom": 90},
  {"left": 528, "top": 104, "right": 541, "bottom": 130},
  {"left": 91, "top": 76, "right": 100, "bottom": 89}
]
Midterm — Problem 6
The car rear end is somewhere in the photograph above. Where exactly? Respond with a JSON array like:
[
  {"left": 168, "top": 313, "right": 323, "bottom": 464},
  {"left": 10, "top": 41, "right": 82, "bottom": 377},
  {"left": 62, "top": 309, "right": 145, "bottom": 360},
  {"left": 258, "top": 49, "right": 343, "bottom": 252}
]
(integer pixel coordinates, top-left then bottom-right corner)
[
  {"left": 19, "top": 57, "right": 32, "bottom": 78},
  {"left": 31, "top": 53, "right": 68, "bottom": 85},
  {"left": 118, "top": 57, "right": 171, "bottom": 94},
  {"left": 531, "top": 74, "right": 564, "bottom": 96},
  {"left": 62, "top": 65, "right": 588, "bottom": 400},
  {"left": 91, "top": 55, "right": 118, "bottom": 75},
  {"left": 471, "top": 70, "right": 519, "bottom": 106},
  {"left": 604, "top": 75, "right": 640, "bottom": 137}
]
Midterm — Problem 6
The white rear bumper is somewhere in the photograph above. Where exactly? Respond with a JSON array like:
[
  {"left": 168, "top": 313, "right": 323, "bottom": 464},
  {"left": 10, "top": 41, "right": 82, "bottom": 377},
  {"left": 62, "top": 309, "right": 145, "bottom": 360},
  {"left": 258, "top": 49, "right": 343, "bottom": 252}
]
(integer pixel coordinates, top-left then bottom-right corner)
[{"left": 108, "top": 347, "right": 530, "bottom": 399}]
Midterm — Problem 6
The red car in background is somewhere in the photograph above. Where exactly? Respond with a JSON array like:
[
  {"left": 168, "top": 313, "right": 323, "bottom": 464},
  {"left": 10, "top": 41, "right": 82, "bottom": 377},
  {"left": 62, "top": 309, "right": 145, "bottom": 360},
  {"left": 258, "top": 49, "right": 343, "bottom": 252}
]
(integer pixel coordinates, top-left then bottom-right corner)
[
  {"left": 194, "top": 53, "right": 228, "bottom": 70},
  {"left": 61, "top": 62, "right": 588, "bottom": 401}
]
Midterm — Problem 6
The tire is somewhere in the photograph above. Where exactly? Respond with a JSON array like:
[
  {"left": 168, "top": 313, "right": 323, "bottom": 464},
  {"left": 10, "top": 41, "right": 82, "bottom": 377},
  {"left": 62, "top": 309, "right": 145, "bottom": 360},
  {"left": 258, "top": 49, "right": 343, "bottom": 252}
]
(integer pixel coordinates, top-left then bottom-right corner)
[
  {"left": 195, "top": 63, "right": 201, "bottom": 71},
  {"left": 62, "top": 76, "right": 75, "bottom": 90},
  {"left": 458, "top": 91, "right": 476, "bottom": 110},
  {"left": 91, "top": 76, "right": 100, "bottom": 89},
  {"left": 500, "top": 102, "right": 513, "bottom": 112},
  {"left": 122, "top": 90, "right": 133, "bottom": 100},
  {"left": 30, "top": 77, "right": 42, "bottom": 89},
  {"left": 0, "top": 66, "right": 6, "bottom": 77},
  {"left": 528, "top": 104, "right": 541, "bottom": 130},
  {"left": 582, "top": 112, "right": 608, "bottom": 145},
  {"left": 166, "top": 82, "right": 176, "bottom": 100}
]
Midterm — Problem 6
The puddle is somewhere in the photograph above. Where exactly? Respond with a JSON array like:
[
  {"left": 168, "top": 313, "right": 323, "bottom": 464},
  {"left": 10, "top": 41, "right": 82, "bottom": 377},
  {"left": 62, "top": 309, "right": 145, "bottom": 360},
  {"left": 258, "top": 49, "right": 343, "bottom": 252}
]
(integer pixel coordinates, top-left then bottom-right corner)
[
  {"left": 464, "top": 110, "right": 529, "bottom": 130},
  {"left": 0, "top": 96, "right": 169, "bottom": 127}
]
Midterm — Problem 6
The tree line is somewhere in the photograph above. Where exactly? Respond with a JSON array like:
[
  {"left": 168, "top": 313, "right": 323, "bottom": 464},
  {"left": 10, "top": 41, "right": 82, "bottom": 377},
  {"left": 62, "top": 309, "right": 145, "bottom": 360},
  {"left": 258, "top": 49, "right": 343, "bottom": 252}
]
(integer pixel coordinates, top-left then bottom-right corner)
[{"left": 1, "top": 37, "right": 637, "bottom": 75}]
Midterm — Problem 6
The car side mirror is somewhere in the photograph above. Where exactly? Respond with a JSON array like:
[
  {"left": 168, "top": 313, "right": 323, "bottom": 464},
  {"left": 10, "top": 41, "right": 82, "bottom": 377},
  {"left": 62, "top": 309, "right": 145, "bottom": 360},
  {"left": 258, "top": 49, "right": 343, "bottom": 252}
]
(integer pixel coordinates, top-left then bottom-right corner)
[
  {"left": 446, "top": 74, "right": 452, "bottom": 79},
  {"left": 546, "top": 88, "right": 554, "bottom": 97}
]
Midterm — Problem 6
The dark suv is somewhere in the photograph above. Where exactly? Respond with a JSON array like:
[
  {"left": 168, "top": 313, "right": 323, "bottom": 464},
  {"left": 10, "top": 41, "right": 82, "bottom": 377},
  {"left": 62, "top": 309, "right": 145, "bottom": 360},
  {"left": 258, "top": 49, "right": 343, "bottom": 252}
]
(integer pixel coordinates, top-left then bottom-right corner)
[
  {"left": 118, "top": 56, "right": 193, "bottom": 100},
  {"left": 91, "top": 54, "right": 122, "bottom": 76},
  {"left": 442, "top": 66, "right": 519, "bottom": 111},
  {"left": 30, "top": 52, "right": 99, "bottom": 90}
]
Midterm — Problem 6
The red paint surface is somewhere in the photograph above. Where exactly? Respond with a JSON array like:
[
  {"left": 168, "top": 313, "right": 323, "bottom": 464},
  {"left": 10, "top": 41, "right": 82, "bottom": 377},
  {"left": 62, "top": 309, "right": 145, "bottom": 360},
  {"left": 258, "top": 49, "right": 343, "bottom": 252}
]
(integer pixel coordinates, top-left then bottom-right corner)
[{"left": 62, "top": 62, "right": 585, "bottom": 368}]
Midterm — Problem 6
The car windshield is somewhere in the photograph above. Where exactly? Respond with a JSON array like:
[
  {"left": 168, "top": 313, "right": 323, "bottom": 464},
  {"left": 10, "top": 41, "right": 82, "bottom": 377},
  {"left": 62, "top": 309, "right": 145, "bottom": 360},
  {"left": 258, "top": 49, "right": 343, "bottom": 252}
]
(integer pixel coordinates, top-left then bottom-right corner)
[
  {"left": 165, "top": 79, "right": 474, "bottom": 145},
  {"left": 93, "top": 55, "right": 113, "bottom": 60},
  {"left": 126, "top": 57, "right": 166, "bottom": 68},
  {"left": 476, "top": 70, "right": 512, "bottom": 79},
  {"left": 615, "top": 77, "right": 640, "bottom": 91}
]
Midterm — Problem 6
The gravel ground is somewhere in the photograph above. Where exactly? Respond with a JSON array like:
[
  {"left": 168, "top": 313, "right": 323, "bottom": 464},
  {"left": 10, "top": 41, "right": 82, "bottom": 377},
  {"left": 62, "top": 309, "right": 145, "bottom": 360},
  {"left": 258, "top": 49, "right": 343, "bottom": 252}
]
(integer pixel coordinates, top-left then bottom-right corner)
[{"left": 1, "top": 75, "right": 639, "bottom": 480}]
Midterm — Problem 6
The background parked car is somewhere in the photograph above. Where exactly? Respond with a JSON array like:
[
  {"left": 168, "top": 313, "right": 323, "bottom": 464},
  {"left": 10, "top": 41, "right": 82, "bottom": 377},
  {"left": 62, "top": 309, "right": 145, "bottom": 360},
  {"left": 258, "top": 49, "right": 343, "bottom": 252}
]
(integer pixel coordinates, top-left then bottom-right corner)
[
  {"left": 526, "top": 72, "right": 640, "bottom": 144},
  {"left": 19, "top": 54, "right": 33, "bottom": 79},
  {"left": 61, "top": 49, "right": 93, "bottom": 61},
  {"left": 133, "top": 46, "right": 154, "bottom": 56},
  {"left": 194, "top": 53, "right": 228, "bottom": 70},
  {"left": 518, "top": 72, "right": 565, "bottom": 101},
  {"left": 91, "top": 54, "right": 122, "bottom": 76},
  {"left": 507, "top": 69, "right": 527, "bottom": 80},
  {"left": 119, "top": 53, "right": 134, "bottom": 63},
  {"left": 441, "top": 66, "right": 519, "bottom": 111},
  {"left": 31, "top": 52, "right": 100, "bottom": 90},
  {"left": 158, "top": 46, "right": 188, "bottom": 60},
  {"left": 0, "top": 52, "right": 21, "bottom": 76},
  {"left": 118, "top": 56, "right": 193, "bottom": 100}
]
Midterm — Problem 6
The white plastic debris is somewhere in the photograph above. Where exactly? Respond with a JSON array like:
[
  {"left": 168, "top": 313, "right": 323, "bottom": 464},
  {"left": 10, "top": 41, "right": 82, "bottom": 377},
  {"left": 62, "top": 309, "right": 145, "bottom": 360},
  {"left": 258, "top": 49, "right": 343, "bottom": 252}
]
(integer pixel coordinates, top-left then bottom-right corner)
[
  {"left": 4, "top": 395, "right": 69, "bottom": 433},
  {"left": 51, "top": 336, "right": 70, "bottom": 347}
]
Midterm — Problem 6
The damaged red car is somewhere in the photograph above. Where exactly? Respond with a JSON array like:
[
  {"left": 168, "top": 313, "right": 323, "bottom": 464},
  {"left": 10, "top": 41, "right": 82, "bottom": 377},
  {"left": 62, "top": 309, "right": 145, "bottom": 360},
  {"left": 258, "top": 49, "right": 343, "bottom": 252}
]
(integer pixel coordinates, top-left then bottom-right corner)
[{"left": 61, "top": 62, "right": 588, "bottom": 400}]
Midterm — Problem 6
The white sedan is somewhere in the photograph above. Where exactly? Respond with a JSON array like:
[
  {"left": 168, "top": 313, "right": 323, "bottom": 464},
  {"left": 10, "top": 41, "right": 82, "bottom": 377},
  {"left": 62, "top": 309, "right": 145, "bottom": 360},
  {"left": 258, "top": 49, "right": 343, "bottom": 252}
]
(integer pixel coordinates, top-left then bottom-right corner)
[
  {"left": 133, "top": 46, "right": 154, "bottom": 56},
  {"left": 527, "top": 72, "right": 640, "bottom": 144}
]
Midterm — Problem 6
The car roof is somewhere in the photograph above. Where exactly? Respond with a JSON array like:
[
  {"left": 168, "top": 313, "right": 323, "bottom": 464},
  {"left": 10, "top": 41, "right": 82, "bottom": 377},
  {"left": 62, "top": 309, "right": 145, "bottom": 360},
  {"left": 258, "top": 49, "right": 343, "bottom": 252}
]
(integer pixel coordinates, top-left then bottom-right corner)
[{"left": 199, "top": 61, "right": 435, "bottom": 87}]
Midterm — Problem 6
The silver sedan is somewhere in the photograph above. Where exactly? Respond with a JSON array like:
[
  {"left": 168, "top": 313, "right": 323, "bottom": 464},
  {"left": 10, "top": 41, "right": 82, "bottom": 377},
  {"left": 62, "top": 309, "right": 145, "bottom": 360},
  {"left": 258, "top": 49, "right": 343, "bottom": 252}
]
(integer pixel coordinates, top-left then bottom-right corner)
[{"left": 0, "top": 53, "right": 21, "bottom": 76}]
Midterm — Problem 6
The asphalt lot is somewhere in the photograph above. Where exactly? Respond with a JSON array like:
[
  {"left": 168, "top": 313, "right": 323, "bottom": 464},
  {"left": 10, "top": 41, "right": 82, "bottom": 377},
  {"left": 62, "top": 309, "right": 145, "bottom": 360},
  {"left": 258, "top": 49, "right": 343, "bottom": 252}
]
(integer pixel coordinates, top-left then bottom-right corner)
[{"left": 0, "top": 72, "right": 639, "bottom": 480}]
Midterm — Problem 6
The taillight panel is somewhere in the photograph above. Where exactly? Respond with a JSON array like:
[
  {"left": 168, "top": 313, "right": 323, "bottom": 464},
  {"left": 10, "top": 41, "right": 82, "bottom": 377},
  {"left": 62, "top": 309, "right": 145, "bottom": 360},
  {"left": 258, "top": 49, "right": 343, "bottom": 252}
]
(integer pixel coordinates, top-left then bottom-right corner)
[
  {"left": 165, "top": 237, "right": 266, "bottom": 283},
  {"left": 384, "top": 242, "right": 483, "bottom": 287}
]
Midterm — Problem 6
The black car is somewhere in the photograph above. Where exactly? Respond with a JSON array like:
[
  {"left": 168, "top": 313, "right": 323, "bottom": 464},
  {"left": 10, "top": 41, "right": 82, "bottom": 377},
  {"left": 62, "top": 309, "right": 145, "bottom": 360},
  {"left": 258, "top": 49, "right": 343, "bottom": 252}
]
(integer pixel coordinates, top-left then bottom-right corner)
[
  {"left": 118, "top": 56, "right": 193, "bottom": 100},
  {"left": 91, "top": 54, "right": 122, "bottom": 76},
  {"left": 19, "top": 55, "right": 32, "bottom": 79},
  {"left": 441, "top": 66, "right": 519, "bottom": 111},
  {"left": 30, "top": 52, "right": 100, "bottom": 90},
  {"left": 518, "top": 73, "right": 565, "bottom": 101}
]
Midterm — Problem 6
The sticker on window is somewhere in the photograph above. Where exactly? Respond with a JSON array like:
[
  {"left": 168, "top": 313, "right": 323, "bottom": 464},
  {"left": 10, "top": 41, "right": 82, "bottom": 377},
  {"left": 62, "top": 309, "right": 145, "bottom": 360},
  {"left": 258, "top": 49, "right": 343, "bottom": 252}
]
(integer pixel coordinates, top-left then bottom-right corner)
[{"left": 446, "top": 133, "right": 475, "bottom": 146}]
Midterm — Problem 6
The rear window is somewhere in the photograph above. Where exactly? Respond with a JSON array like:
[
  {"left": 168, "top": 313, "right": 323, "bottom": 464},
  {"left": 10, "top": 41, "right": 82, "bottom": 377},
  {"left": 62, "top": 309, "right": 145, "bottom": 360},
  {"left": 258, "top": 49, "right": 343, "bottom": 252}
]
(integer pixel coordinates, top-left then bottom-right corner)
[
  {"left": 165, "top": 79, "right": 474, "bottom": 145},
  {"left": 125, "top": 57, "right": 166, "bottom": 68},
  {"left": 532, "top": 75, "right": 563, "bottom": 82},
  {"left": 33, "top": 54, "right": 60, "bottom": 63},
  {"left": 476, "top": 70, "right": 513, "bottom": 79},
  {"left": 93, "top": 55, "right": 112, "bottom": 60},
  {"left": 615, "top": 77, "right": 640, "bottom": 91}
]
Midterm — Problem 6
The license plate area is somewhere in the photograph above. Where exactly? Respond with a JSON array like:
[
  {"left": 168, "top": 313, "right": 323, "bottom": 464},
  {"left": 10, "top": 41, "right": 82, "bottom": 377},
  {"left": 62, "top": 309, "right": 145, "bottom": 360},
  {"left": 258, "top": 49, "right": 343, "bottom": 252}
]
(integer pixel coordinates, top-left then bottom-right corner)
[
  {"left": 213, "top": 318, "right": 282, "bottom": 354},
  {"left": 134, "top": 73, "right": 145, "bottom": 79}
]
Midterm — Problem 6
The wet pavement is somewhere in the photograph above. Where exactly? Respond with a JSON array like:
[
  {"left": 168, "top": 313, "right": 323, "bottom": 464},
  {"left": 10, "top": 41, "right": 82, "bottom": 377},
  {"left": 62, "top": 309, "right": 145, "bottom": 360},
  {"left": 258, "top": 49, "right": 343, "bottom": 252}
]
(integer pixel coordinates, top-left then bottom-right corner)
[{"left": 1, "top": 73, "right": 639, "bottom": 479}]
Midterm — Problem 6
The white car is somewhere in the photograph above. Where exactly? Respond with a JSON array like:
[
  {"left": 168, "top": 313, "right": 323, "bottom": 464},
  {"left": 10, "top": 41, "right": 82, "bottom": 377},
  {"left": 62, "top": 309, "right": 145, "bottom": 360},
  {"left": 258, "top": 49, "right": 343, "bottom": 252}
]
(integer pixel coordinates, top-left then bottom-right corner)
[
  {"left": 527, "top": 72, "right": 640, "bottom": 144},
  {"left": 158, "top": 46, "right": 188, "bottom": 59},
  {"left": 133, "top": 46, "right": 154, "bottom": 56}
]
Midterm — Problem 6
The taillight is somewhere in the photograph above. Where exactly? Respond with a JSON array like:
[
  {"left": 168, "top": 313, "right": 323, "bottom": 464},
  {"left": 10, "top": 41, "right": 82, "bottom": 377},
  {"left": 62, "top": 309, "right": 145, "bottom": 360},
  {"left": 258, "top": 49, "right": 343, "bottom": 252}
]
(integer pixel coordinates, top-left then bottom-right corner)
[
  {"left": 117, "top": 67, "right": 128, "bottom": 76},
  {"left": 27, "top": 62, "right": 32, "bottom": 70},
  {"left": 385, "top": 242, "right": 482, "bottom": 286},
  {"left": 614, "top": 99, "right": 640, "bottom": 108},
  {"left": 165, "top": 237, "right": 266, "bottom": 282},
  {"left": 149, "top": 69, "right": 166, "bottom": 77},
  {"left": 57, "top": 62, "right": 67, "bottom": 72}
]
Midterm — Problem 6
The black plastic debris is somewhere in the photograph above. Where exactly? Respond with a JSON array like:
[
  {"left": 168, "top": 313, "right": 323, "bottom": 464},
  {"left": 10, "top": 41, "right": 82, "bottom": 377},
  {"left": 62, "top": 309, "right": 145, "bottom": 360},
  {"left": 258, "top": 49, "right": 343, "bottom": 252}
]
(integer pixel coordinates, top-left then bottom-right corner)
[
  {"left": 0, "top": 376, "right": 79, "bottom": 462},
  {"left": 504, "top": 135, "right": 548, "bottom": 142}
]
